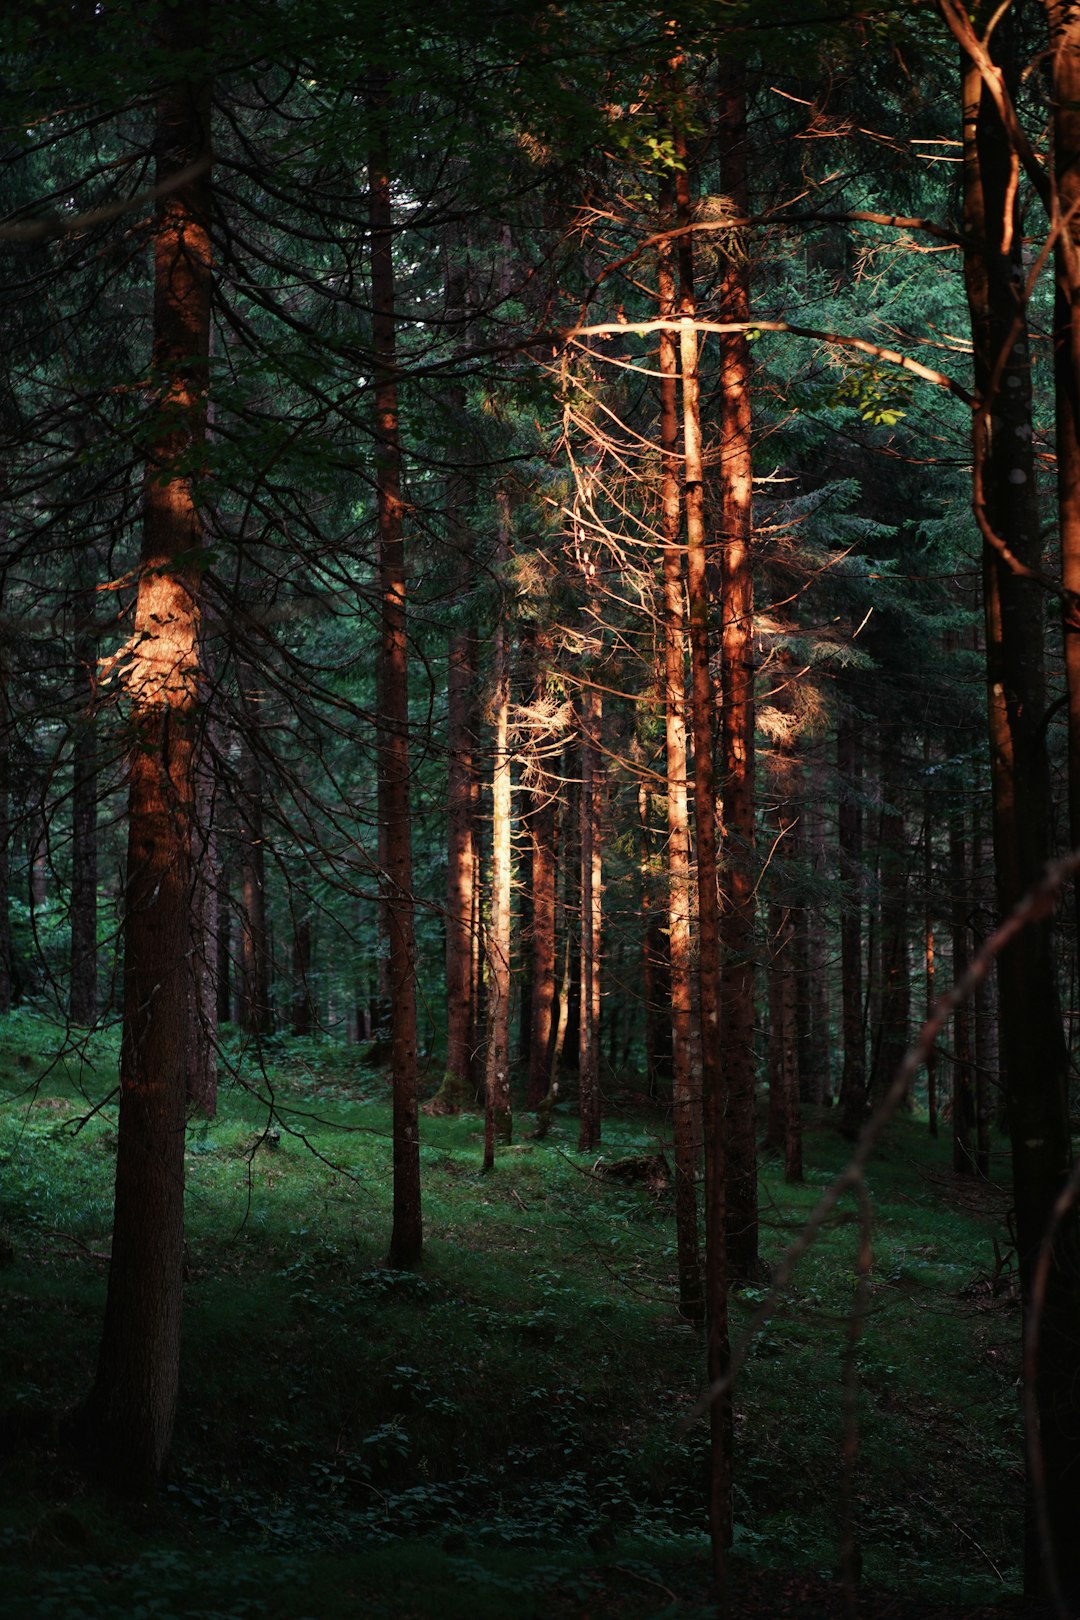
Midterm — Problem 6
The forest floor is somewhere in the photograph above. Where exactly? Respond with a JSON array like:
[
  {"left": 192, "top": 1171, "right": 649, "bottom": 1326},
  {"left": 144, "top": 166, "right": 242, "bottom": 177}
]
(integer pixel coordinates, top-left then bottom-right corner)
[{"left": 0, "top": 1006, "right": 1047, "bottom": 1617}]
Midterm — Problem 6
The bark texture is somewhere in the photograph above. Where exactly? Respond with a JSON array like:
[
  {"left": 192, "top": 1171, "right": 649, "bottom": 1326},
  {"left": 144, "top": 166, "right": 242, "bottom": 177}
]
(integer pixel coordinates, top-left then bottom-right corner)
[
  {"left": 73, "top": 13, "right": 212, "bottom": 1484},
  {"left": 370, "top": 87, "right": 421, "bottom": 1265}
]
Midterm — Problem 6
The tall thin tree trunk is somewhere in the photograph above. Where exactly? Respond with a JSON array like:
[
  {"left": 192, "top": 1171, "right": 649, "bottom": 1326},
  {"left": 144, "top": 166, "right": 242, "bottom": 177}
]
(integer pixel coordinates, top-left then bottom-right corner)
[
  {"left": 238, "top": 715, "right": 272, "bottom": 1035},
  {"left": 577, "top": 683, "right": 602, "bottom": 1153},
  {"left": 838, "top": 714, "right": 866, "bottom": 1138},
  {"left": 527, "top": 637, "right": 559, "bottom": 1112},
  {"left": 869, "top": 724, "right": 909, "bottom": 1100},
  {"left": 715, "top": 69, "right": 759, "bottom": 1283},
  {"left": 69, "top": 613, "right": 98, "bottom": 1026},
  {"left": 483, "top": 496, "right": 513, "bottom": 1168},
  {"left": 659, "top": 170, "right": 702, "bottom": 1319},
  {"left": 369, "top": 85, "right": 421, "bottom": 1265},
  {"left": 441, "top": 628, "right": 476, "bottom": 1110},
  {"left": 963, "top": 20, "right": 1080, "bottom": 1598},
  {"left": 675, "top": 111, "right": 731, "bottom": 1576},
  {"left": 950, "top": 806, "right": 975, "bottom": 1175},
  {"left": 71, "top": 12, "right": 211, "bottom": 1483}
]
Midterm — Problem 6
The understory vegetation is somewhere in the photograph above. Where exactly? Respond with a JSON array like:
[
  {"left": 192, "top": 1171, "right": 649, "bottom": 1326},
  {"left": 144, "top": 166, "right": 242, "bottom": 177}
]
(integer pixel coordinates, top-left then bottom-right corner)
[{"left": 0, "top": 1008, "right": 1024, "bottom": 1617}]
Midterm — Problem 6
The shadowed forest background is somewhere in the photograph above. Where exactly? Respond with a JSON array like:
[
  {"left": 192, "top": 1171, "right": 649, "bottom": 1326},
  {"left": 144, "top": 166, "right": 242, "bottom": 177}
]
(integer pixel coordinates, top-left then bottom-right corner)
[{"left": 4, "top": 1, "right": 1080, "bottom": 1615}]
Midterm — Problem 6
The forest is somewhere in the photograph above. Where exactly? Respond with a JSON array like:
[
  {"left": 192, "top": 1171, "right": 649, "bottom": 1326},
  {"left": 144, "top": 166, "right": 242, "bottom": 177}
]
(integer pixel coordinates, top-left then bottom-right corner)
[{"left": 4, "top": 0, "right": 1080, "bottom": 1615}]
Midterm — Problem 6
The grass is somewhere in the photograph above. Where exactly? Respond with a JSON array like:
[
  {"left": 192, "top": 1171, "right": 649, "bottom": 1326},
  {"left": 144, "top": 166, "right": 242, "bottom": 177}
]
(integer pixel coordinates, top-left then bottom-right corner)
[{"left": 0, "top": 1005, "right": 1024, "bottom": 1615}]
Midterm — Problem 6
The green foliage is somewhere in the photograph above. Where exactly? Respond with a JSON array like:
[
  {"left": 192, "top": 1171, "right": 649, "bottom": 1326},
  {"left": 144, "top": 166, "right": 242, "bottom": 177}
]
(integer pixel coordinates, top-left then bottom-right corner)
[{"left": 0, "top": 1017, "right": 1025, "bottom": 1614}]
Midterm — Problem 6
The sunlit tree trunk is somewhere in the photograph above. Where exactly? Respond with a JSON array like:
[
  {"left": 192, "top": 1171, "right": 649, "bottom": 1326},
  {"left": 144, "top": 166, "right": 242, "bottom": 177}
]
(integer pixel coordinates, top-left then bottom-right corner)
[
  {"left": 675, "top": 113, "right": 731, "bottom": 1574},
  {"left": 659, "top": 169, "right": 702, "bottom": 1320},
  {"left": 72, "top": 11, "right": 212, "bottom": 1483},
  {"left": 483, "top": 495, "right": 514, "bottom": 1168},
  {"left": 369, "top": 84, "right": 421, "bottom": 1265},
  {"left": 577, "top": 682, "right": 602, "bottom": 1153},
  {"left": 1048, "top": 2, "right": 1080, "bottom": 904},
  {"left": 962, "top": 20, "right": 1080, "bottom": 1598},
  {"left": 715, "top": 68, "right": 759, "bottom": 1282},
  {"left": 527, "top": 635, "right": 559, "bottom": 1112}
]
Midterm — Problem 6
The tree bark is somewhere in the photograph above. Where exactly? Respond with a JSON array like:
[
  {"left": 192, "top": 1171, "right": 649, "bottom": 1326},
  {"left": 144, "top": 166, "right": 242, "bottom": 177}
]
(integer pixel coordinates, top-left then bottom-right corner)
[
  {"left": 369, "top": 84, "right": 421, "bottom": 1265},
  {"left": 659, "top": 170, "right": 702, "bottom": 1319},
  {"left": 71, "top": 11, "right": 212, "bottom": 1484},
  {"left": 577, "top": 682, "right": 602, "bottom": 1153},
  {"left": 237, "top": 710, "right": 272, "bottom": 1035},
  {"left": 526, "top": 637, "right": 559, "bottom": 1112},
  {"left": 69, "top": 612, "right": 98, "bottom": 1026},
  {"left": 962, "top": 19, "right": 1080, "bottom": 1599},
  {"left": 950, "top": 806, "right": 975, "bottom": 1175},
  {"left": 675, "top": 113, "right": 731, "bottom": 1576},
  {"left": 868, "top": 723, "right": 909, "bottom": 1101},
  {"left": 483, "top": 502, "right": 513, "bottom": 1169},
  {"left": 837, "top": 714, "right": 866, "bottom": 1136},
  {"left": 441, "top": 627, "right": 476, "bottom": 1110},
  {"left": 715, "top": 69, "right": 759, "bottom": 1283}
]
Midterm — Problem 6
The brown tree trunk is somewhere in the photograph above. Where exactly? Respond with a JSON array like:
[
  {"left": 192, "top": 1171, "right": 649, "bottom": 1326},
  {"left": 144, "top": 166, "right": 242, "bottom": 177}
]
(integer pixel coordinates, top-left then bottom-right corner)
[
  {"left": 659, "top": 170, "right": 702, "bottom": 1319},
  {"left": 869, "top": 724, "right": 909, "bottom": 1100},
  {"left": 577, "top": 683, "right": 602, "bottom": 1153},
  {"left": 291, "top": 911, "right": 314, "bottom": 1037},
  {"left": 963, "top": 20, "right": 1080, "bottom": 1599},
  {"left": 714, "top": 70, "right": 759, "bottom": 1283},
  {"left": 950, "top": 807, "right": 975, "bottom": 1175},
  {"left": 837, "top": 714, "right": 866, "bottom": 1136},
  {"left": 482, "top": 519, "right": 514, "bottom": 1169},
  {"left": 70, "top": 616, "right": 98, "bottom": 1026},
  {"left": 527, "top": 635, "right": 559, "bottom": 1112},
  {"left": 676, "top": 114, "right": 731, "bottom": 1576},
  {"left": 238, "top": 713, "right": 272, "bottom": 1035},
  {"left": 370, "top": 86, "right": 421, "bottom": 1265},
  {"left": 764, "top": 720, "right": 803, "bottom": 1182},
  {"left": 923, "top": 737, "right": 939, "bottom": 1139},
  {"left": 440, "top": 627, "right": 476, "bottom": 1110},
  {"left": 71, "top": 14, "right": 211, "bottom": 1484}
]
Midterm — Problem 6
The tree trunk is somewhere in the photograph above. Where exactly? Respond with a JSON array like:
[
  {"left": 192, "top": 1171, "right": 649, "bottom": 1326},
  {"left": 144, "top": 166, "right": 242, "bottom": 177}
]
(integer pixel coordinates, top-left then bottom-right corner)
[
  {"left": 440, "top": 627, "right": 476, "bottom": 1110},
  {"left": 659, "top": 170, "right": 702, "bottom": 1319},
  {"left": 291, "top": 911, "right": 314, "bottom": 1036},
  {"left": 869, "top": 724, "right": 909, "bottom": 1100},
  {"left": 369, "top": 85, "right": 421, "bottom": 1265},
  {"left": 69, "top": 616, "right": 98, "bottom": 1026},
  {"left": 483, "top": 513, "right": 514, "bottom": 1170},
  {"left": 962, "top": 20, "right": 1080, "bottom": 1599},
  {"left": 950, "top": 806, "right": 975, "bottom": 1175},
  {"left": 527, "top": 635, "right": 559, "bottom": 1111},
  {"left": 676, "top": 114, "right": 731, "bottom": 1576},
  {"left": 837, "top": 714, "right": 866, "bottom": 1137},
  {"left": 238, "top": 714, "right": 272, "bottom": 1035},
  {"left": 71, "top": 14, "right": 212, "bottom": 1484},
  {"left": 577, "top": 682, "right": 602, "bottom": 1153},
  {"left": 714, "top": 69, "right": 759, "bottom": 1284}
]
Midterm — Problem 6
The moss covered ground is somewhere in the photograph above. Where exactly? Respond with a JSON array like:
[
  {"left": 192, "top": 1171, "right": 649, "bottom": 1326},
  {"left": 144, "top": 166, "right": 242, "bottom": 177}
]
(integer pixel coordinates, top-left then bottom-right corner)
[{"left": 0, "top": 1007, "right": 1029, "bottom": 1616}]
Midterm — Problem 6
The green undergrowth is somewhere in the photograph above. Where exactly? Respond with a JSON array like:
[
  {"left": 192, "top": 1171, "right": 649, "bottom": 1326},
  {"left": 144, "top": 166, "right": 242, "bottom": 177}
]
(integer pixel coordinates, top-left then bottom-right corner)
[{"left": 0, "top": 1007, "right": 1023, "bottom": 1615}]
